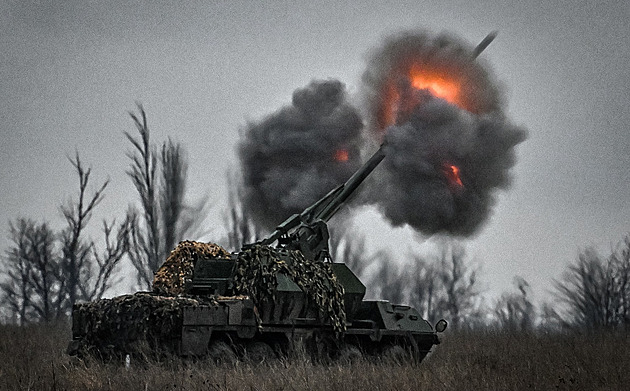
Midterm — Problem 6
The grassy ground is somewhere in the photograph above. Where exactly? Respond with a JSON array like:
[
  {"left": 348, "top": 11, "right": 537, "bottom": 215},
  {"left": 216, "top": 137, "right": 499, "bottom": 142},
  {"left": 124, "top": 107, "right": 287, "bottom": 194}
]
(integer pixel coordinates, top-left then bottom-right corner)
[{"left": 0, "top": 322, "right": 628, "bottom": 390}]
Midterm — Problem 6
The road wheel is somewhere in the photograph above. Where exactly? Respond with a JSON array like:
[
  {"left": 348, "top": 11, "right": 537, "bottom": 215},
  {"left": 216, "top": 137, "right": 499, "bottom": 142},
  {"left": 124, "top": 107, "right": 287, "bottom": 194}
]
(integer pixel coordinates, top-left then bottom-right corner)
[
  {"left": 208, "top": 341, "right": 237, "bottom": 365},
  {"left": 338, "top": 344, "right": 363, "bottom": 364},
  {"left": 382, "top": 345, "right": 410, "bottom": 365},
  {"left": 245, "top": 341, "right": 276, "bottom": 364}
]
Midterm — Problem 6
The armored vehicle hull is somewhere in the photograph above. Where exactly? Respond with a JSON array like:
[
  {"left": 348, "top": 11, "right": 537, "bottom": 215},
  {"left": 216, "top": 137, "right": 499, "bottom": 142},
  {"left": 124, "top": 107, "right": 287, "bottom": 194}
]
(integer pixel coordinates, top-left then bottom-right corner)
[
  {"left": 69, "top": 248, "right": 441, "bottom": 363},
  {"left": 68, "top": 143, "right": 446, "bottom": 362},
  {"left": 180, "top": 297, "right": 438, "bottom": 362}
]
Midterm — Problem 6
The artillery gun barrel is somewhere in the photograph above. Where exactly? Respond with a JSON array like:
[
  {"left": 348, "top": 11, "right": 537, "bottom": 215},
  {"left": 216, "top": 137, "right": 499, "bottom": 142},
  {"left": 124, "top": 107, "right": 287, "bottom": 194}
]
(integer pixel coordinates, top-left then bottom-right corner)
[
  {"left": 315, "top": 144, "right": 386, "bottom": 222},
  {"left": 472, "top": 31, "right": 498, "bottom": 58},
  {"left": 258, "top": 144, "right": 386, "bottom": 246}
]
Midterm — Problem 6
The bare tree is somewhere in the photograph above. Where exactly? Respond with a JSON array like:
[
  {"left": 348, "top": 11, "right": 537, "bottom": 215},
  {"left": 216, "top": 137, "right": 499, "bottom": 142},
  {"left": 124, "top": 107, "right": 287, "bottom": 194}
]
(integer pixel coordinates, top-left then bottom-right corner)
[
  {"left": 125, "top": 107, "right": 160, "bottom": 287},
  {"left": 224, "top": 175, "right": 262, "bottom": 251},
  {"left": 1, "top": 156, "right": 130, "bottom": 324},
  {"left": 60, "top": 154, "right": 105, "bottom": 307},
  {"left": 436, "top": 242, "right": 484, "bottom": 329},
  {"left": 407, "top": 257, "right": 439, "bottom": 321},
  {"left": 87, "top": 218, "right": 131, "bottom": 300},
  {"left": 125, "top": 105, "right": 209, "bottom": 288},
  {"left": 59, "top": 154, "right": 131, "bottom": 309},
  {"left": 494, "top": 276, "right": 536, "bottom": 331},
  {"left": 402, "top": 240, "right": 484, "bottom": 328},
  {"left": 160, "top": 139, "right": 186, "bottom": 254},
  {"left": 610, "top": 238, "right": 630, "bottom": 325},
  {"left": 2, "top": 220, "right": 35, "bottom": 324},
  {"left": 328, "top": 222, "right": 375, "bottom": 279},
  {"left": 1, "top": 219, "right": 60, "bottom": 324},
  {"left": 375, "top": 255, "right": 408, "bottom": 304},
  {"left": 552, "top": 237, "right": 630, "bottom": 330}
]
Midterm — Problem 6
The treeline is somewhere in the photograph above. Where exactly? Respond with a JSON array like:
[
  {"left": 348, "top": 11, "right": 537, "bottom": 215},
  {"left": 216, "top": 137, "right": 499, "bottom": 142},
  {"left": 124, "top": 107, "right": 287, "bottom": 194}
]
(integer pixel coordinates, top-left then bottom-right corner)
[
  {"left": 330, "top": 228, "right": 630, "bottom": 331},
  {"left": 1, "top": 108, "right": 629, "bottom": 333}
]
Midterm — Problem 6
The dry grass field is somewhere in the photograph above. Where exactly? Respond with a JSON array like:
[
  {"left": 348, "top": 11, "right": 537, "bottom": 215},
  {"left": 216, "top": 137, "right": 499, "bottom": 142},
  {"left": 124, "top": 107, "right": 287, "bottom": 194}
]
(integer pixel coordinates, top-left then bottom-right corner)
[{"left": 0, "top": 322, "right": 628, "bottom": 390}]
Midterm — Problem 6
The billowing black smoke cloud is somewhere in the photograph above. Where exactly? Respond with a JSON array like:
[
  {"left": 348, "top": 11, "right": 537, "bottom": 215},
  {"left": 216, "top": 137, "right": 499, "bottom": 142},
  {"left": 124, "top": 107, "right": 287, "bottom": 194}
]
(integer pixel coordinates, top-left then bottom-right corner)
[
  {"left": 238, "top": 79, "right": 364, "bottom": 230},
  {"left": 238, "top": 30, "right": 527, "bottom": 237},
  {"left": 362, "top": 30, "right": 503, "bottom": 132},
  {"left": 362, "top": 30, "right": 528, "bottom": 236},
  {"left": 377, "top": 93, "right": 526, "bottom": 235}
]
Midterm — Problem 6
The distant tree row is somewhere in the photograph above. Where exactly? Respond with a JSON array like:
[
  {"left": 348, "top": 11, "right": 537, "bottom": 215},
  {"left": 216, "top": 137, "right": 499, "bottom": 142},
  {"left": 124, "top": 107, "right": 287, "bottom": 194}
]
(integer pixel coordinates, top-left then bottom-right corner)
[
  {"left": 329, "top": 231, "right": 630, "bottom": 332},
  {"left": 550, "top": 237, "right": 630, "bottom": 329}
]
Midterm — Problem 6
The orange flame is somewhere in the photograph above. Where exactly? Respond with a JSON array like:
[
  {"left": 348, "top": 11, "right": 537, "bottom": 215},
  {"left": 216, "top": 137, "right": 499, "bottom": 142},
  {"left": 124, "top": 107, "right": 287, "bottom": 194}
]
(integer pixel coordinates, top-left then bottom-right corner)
[
  {"left": 377, "top": 67, "right": 466, "bottom": 130},
  {"left": 409, "top": 68, "right": 460, "bottom": 106},
  {"left": 444, "top": 164, "right": 464, "bottom": 187},
  {"left": 334, "top": 149, "right": 349, "bottom": 162}
]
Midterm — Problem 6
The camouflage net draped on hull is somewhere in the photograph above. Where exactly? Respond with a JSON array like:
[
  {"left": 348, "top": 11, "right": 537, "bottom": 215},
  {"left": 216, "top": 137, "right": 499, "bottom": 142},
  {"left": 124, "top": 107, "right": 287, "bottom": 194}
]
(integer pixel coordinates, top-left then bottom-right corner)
[
  {"left": 154, "top": 241, "right": 346, "bottom": 334},
  {"left": 153, "top": 241, "right": 230, "bottom": 295},
  {"left": 71, "top": 241, "right": 347, "bottom": 357},
  {"left": 235, "top": 244, "right": 347, "bottom": 334},
  {"left": 71, "top": 292, "right": 218, "bottom": 358}
]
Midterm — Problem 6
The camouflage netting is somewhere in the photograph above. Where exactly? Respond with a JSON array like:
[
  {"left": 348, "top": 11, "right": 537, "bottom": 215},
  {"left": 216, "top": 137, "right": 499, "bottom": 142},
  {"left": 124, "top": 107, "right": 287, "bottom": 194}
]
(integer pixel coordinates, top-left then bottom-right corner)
[
  {"left": 153, "top": 241, "right": 346, "bottom": 334},
  {"left": 153, "top": 241, "right": 230, "bottom": 295},
  {"left": 235, "top": 244, "right": 347, "bottom": 334},
  {"left": 71, "top": 292, "right": 218, "bottom": 358},
  {"left": 71, "top": 241, "right": 347, "bottom": 358}
]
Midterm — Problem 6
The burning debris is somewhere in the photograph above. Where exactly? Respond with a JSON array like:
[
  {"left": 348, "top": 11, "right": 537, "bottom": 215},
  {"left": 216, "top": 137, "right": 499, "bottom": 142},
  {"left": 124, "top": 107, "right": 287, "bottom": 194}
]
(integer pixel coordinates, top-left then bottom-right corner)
[{"left": 239, "top": 79, "right": 364, "bottom": 231}]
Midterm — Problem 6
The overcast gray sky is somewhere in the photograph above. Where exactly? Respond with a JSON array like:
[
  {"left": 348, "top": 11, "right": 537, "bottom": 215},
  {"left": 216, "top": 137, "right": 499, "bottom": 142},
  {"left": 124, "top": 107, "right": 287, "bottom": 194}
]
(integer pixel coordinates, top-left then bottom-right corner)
[{"left": 1, "top": 0, "right": 629, "bottom": 302}]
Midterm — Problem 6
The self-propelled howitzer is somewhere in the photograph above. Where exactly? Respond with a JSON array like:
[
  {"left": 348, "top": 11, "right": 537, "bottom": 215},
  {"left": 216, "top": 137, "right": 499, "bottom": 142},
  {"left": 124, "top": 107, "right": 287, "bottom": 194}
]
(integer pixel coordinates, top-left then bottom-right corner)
[
  {"left": 68, "top": 144, "right": 447, "bottom": 363},
  {"left": 183, "top": 143, "right": 446, "bottom": 361}
]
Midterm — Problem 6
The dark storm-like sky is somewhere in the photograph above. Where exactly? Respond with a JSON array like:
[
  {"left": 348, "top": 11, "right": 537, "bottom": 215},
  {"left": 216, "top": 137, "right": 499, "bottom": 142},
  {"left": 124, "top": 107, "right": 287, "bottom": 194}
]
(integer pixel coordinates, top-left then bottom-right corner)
[{"left": 1, "top": 0, "right": 629, "bottom": 300}]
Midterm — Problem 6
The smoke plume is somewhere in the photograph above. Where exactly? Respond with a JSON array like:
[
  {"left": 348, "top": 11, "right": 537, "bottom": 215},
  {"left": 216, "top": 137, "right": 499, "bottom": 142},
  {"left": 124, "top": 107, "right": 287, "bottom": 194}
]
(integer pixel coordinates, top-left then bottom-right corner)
[
  {"left": 238, "top": 29, "right": 527, "bottom": 238},
  {"left": 362, "top": 30, "right": 527, "bottom": 236},
  {"left": 362, "top": 30, "right": 503, "bottom": 132},
  {"left": 238, "top": 79, "right": 364, "bottom": 230}
]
